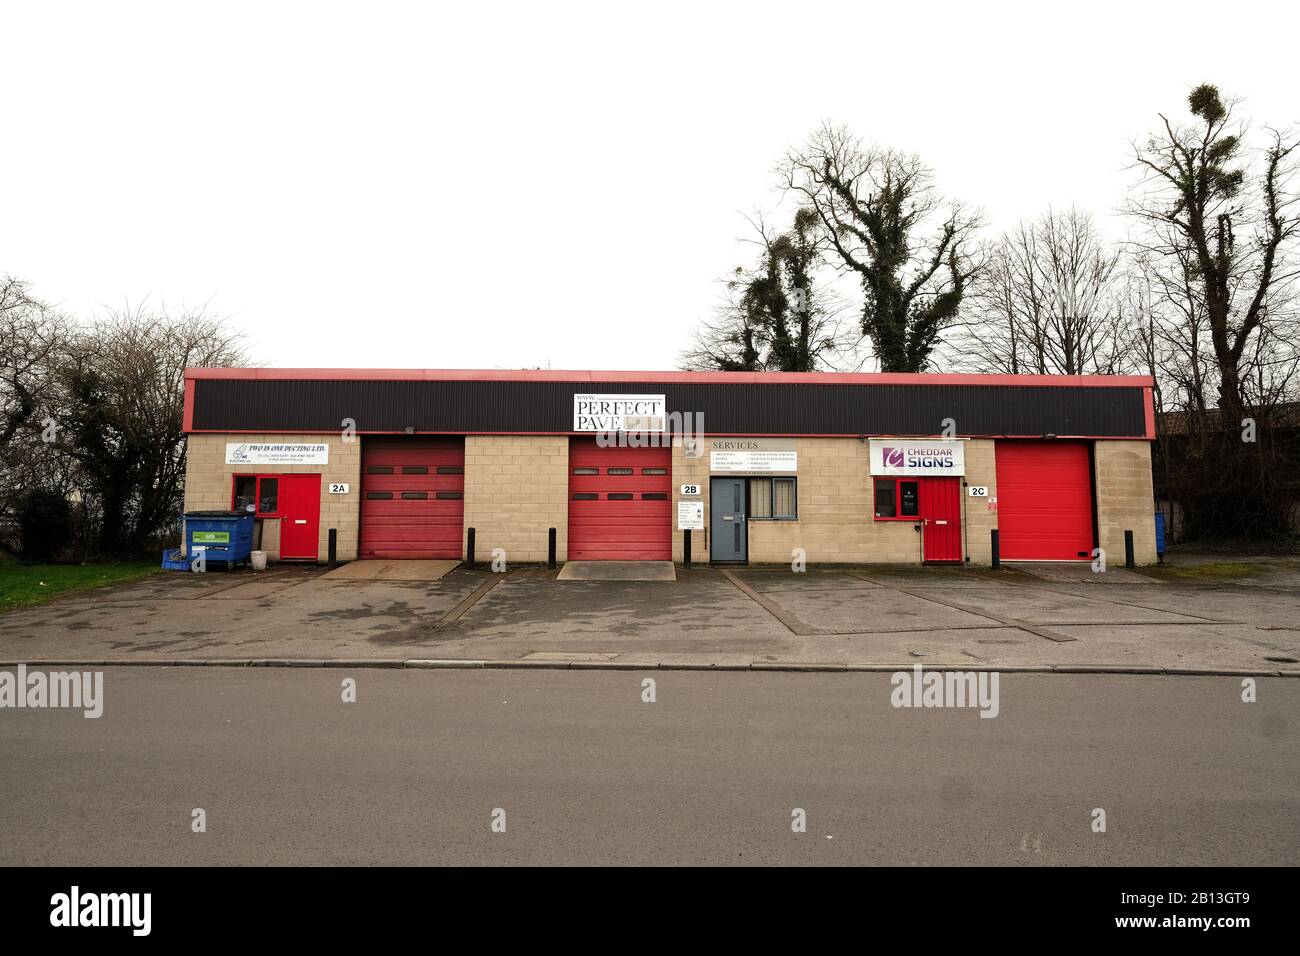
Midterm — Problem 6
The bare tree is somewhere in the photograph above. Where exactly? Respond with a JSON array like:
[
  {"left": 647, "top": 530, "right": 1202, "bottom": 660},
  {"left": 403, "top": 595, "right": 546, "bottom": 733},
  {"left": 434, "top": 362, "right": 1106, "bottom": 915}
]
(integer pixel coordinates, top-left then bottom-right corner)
[
  {"left": 0, "top": 275, "right": 66, "bottom": 447},
  {"left": 1127, "top": 84, "right": 1300, "bottom": 539},
  {"left": 781, "top": 124, "right": 981, "bottom": 372},
  {"left": 1128, "top": 83, "right": 1299, "bottom": 422},
  {"left": 56, "top": 303, "right": 249, "bottom": 556},
  {"left": 682, "top": 210, "right": 852, "bottom": 372},
  {"left": 0, "top": 276, "right": 74, "bottom": 545},
  {"left": 681, "top": 275, "right": 764, "bottom": 372},
  {"left": 945, "top": 208, "right": 1130, "bottom": 375}
]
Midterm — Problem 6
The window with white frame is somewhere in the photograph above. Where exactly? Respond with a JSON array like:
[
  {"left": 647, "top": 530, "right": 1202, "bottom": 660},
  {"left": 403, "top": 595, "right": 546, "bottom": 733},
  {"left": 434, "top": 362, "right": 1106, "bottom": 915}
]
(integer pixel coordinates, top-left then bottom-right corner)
[{"left": 748, "top": 477, "right": 796, "bottom": 519}]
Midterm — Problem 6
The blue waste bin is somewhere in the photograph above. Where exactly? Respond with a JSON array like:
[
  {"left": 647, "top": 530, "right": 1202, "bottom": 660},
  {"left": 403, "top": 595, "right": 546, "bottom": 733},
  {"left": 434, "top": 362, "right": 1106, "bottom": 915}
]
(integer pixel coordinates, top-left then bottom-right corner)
[
  {"left": 1154, "top": 512, "right": 1166, "bottom": 557},
  {"left": 183, "top": 510, "right": 255, "bottom": 568}
]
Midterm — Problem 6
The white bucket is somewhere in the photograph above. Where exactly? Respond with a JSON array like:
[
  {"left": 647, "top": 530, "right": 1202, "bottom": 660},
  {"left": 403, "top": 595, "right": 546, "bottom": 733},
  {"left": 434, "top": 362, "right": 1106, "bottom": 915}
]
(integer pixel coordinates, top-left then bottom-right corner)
[{"left": 250, "top": 550, "right": 268, "bottom": 571}]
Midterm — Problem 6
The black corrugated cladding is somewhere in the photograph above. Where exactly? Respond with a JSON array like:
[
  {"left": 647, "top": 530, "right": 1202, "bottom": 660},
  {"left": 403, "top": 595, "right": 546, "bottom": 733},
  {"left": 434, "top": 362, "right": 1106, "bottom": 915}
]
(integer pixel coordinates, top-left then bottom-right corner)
[{"left": 190, "top": 378, "right": 1147, "bottom": 437}]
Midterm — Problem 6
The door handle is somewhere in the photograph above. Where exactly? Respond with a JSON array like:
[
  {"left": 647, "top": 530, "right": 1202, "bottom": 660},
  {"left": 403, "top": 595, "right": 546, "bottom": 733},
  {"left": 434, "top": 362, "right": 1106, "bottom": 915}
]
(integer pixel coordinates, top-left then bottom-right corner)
[{"left": 721, "top": 516, "right": 733, "bottom": 521}]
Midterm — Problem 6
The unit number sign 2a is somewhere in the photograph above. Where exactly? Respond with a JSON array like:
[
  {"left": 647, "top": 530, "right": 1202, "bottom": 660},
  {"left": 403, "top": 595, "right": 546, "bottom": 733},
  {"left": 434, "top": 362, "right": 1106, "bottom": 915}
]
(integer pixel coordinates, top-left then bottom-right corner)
[{"left": 329, "top": 483, "right": 350, "bottom": 494}]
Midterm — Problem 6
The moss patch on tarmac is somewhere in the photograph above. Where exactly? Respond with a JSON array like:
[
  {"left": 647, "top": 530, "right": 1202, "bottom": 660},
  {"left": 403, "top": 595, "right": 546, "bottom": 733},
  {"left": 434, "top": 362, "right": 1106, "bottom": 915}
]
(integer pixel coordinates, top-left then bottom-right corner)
[{"left": 1138, "top": 561, "right": 1280, "bottom": 582}]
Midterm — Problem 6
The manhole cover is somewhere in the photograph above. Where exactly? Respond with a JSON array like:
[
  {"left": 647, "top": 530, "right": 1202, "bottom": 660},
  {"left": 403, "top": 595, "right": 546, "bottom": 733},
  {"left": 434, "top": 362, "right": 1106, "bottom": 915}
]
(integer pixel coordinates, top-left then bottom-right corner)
[{"left": 1264, "top": 655, "right": 1299, "bottom": 664}]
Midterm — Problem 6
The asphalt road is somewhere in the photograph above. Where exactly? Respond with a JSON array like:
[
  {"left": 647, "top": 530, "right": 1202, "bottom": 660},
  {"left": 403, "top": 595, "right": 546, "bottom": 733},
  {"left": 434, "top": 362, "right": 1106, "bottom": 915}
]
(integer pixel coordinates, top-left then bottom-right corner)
[{"left": 1, "top": 668, "right": 1296, "bottom": 865}]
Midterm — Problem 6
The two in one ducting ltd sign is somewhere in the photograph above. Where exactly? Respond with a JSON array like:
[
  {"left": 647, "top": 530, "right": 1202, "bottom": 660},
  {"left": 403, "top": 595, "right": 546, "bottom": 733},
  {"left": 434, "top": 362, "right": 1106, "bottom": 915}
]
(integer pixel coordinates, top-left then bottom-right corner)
[
  {"left": 869, "top": 439, "right": 966, "bottom": 476},
  {"left": 225, "top": 442, "right": 329, "bottom": 465},
  {"left": 573, "top": 394, "right": 666, "bottom": 432}
]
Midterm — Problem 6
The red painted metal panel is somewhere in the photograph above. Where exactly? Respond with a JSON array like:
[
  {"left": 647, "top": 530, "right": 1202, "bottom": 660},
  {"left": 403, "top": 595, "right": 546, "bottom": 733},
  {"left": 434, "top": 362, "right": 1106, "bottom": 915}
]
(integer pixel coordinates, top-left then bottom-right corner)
[
  {"left": 360, "top": 437, "right": 465, "bottom": 559},
  {"left": 920, "top": 477, "right": 962, "bottom": 562},
  {"left": 567, "top": 438, "right": 671, "bottom": 560},
  {"left": 995, "top": 441, "right": 1094, "bottom": 561},
  {"left": 279, "top": 475, "right": 321, "bottom": 560}
]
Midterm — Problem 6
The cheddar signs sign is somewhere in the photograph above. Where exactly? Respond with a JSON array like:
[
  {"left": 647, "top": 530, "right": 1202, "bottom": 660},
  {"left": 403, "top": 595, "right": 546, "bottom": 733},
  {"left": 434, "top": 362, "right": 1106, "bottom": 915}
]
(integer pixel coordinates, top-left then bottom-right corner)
[{"left": 869, "top": 439, "right": 965, "bottom": 476}]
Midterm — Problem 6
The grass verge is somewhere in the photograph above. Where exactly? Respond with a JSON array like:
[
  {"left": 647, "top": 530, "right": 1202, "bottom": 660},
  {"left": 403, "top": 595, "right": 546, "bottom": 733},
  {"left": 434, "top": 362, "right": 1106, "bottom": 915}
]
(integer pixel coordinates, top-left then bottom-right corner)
[{"left": 0, "top": 561, "right": 160, "bottom": 612}]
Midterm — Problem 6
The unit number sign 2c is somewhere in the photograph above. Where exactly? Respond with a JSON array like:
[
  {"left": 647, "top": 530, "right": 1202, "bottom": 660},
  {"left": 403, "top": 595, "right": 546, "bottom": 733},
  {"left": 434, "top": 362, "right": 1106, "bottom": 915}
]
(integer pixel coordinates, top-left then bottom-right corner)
[{"left": 967, "top": 486, "right": 988, "bottom": 497}]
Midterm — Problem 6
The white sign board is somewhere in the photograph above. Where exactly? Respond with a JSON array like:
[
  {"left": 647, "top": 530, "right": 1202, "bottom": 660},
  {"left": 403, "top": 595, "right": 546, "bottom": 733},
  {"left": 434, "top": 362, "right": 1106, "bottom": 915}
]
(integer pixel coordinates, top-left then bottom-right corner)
[
  {"left": 677, "top": 500, "right": 704, "bottom": 530},
  {"left": 968, "top": 485, "right": 988, "bottom": 497},
  {"left": 573, "top": 394, "right": 666, "bottom": 432},
  {"left": 329, "top": 482, "right": 350, "bottom": 494},
  {"left": 709, "top": 439, "right": 798, "bottom": 473},
  {"left": 680, "top": 484, "right": 701, "bottom": 496},
  {"left": 868, "top": 439, "right": 965, "bottom": 477},
  {"left": 225, "top": 442, "right": 329, "bottom": 466}
]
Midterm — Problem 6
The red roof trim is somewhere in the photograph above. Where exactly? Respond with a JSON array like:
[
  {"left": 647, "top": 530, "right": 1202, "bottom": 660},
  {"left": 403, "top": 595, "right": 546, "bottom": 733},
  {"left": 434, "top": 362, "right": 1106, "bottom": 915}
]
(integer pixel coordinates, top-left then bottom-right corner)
[{"left": 185, "top": 367, "right": 1154, "bottom": 388}]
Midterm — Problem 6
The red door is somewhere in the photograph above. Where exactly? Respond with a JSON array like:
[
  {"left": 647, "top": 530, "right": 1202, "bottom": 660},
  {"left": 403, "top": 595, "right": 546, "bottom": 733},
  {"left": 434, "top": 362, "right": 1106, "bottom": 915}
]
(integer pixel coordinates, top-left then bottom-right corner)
[
  {"left": 568, "top": 438, "right": 671, "bottom": 560},
  {"left": 279, "top": 475, "right": 321, "bottom": 560},
  {"left": 995, "top": 441, "right": 1094, "bottom": 560},
  {"left": 920, "top": 477, "right": 962, "bottom": 562},
  {"left": 360, "top": 438, "right": 465, "bottom": 559}
]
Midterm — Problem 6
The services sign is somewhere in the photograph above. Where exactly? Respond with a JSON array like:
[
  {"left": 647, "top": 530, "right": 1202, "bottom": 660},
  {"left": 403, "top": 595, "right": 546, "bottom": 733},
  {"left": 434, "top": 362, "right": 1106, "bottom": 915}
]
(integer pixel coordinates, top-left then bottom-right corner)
[
  {"left": 868, "top": 439, "right": 965, "bottom": 476},
  {"left": 225, "top": 442, "right": 329, "bottom": 466},
  {"left": 573, "top": 394, "right": 666, "bottom": 432},
  {"left": 709, "top": 438, "right": 798, "bottom": 474}
]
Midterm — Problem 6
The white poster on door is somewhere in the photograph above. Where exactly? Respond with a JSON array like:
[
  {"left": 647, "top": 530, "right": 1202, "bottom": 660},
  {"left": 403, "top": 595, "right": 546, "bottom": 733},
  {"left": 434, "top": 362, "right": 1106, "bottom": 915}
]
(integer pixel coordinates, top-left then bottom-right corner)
[
  {"left": 868, "top": 439, "right": 965, "bottom": 476},
  {"left": 225, "top": 442, "right": 329, "bottom": 465}
]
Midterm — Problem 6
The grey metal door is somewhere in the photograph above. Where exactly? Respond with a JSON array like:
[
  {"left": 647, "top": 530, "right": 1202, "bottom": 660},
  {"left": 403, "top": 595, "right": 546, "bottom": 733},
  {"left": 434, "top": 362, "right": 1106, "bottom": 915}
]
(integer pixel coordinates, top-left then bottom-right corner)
[{"left": 710, "top": 477, "right": 747, "bottom": 562}]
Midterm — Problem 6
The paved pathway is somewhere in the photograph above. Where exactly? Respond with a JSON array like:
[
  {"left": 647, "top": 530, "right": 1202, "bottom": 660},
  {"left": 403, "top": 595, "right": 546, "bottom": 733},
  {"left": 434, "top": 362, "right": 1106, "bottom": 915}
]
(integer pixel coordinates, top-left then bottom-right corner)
[{"left": 1, "top": 561, "right": 1298, "bottom": 673}]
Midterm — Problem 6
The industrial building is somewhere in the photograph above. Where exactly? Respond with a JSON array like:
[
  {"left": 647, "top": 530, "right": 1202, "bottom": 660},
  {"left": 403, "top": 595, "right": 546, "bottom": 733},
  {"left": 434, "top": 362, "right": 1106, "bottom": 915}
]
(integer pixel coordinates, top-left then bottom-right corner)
[{"left": 181, "top": 368, "right": 1158, "bottom": 566}]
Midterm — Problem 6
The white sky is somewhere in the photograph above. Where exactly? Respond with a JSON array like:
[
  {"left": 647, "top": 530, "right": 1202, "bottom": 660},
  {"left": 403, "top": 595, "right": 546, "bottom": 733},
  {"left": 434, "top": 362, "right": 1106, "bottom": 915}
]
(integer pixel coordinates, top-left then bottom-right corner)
[{"left": 3, "top": 0, "right": 1297, "bottom": 371}]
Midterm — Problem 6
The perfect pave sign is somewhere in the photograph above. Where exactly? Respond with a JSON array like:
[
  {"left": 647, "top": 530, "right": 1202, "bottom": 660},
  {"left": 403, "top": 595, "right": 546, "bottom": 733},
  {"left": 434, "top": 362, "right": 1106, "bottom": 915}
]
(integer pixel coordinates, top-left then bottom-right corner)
[
  {"left": 225, "top": 442, "right": 329, "bottom": 465},
  {"left": 573, "top": 394, "right": 666, "bottom": 432},
  {"left": 869, "top": 439, "right": 965, "bottom": 476}
]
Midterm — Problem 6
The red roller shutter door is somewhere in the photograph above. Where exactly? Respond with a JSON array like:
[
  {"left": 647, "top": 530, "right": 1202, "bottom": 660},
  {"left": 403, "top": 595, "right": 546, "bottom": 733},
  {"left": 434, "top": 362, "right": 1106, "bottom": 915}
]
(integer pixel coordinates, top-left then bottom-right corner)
[
  {"left": 995, "top": 441, "right": 1094, "bottom": 561},
  {"left": 568, "top": 438, "right": 671, "bottom": 560},
  {"left": 360, "top": 438, "right": 464, "bottom": 559}
]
